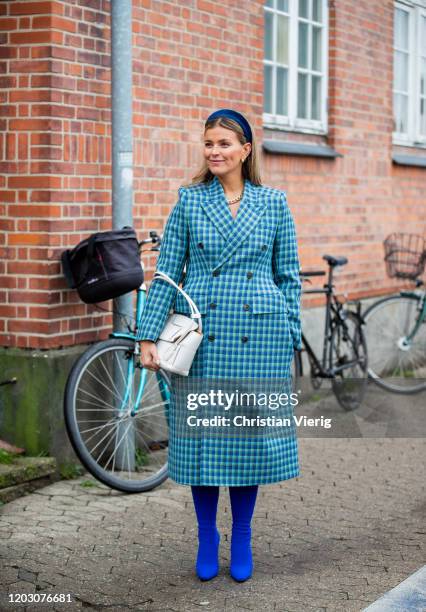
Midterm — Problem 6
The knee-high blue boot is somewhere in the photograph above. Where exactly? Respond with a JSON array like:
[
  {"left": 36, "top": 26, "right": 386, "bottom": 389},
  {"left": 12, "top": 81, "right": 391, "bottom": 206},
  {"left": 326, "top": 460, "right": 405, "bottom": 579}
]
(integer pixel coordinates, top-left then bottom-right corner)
[
  {"left": 191, "top": 485, "right": 220, "bottom": 580},
  {"left": 229, "top": 485, "right": 258, "bottom": 582}
]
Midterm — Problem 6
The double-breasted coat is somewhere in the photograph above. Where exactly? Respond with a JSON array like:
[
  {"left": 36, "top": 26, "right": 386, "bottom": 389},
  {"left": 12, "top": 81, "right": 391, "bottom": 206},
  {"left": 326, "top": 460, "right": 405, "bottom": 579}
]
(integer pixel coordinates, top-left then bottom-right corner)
[{"left": 136, "top": 175, "right": 302, "bottom": 486}]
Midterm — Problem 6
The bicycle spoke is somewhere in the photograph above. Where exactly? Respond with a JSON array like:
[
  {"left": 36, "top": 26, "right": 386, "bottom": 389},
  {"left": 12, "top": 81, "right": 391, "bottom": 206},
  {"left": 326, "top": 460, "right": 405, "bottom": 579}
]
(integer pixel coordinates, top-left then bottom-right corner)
[
  {"left": 374, "top": 346, "right": 395, "bottom": 375},
  {"left": 85, "top": 356, "right": 128, "bottom": 406},
  {"left": 126, "top": 428, "right": 133, "bottom": 480},
  {"left": 85, "top": 417, "right": 121, "bottom": 453},
  {"left": 135, "top": 422, "right": 167, "bottom": 450},
  {"left": 134, "top": 399, "right": 170, "bottom": 416},
  {"left": 95, "top": 422, "right": 126, "bottom": 469},
  {"left": 103, "top": 420, "right": 133, "bottom": 471},
  {"left": 76, "top": 388, "right": 119, "bottom": 412},
  {"left": 136, "top": 375, "right": 163, "bottom": 404},
  {"left": 113, "top": 350, "right": 131, "bottom": 399},
  {"left": 98, "top": 351, "right": 127, "bottom": 401},
  {"left": 78, "top": 417, "right": 126, "bottom": 436},
  {"left": 77, "top": 419, "right": 113, "bottom": 424}
]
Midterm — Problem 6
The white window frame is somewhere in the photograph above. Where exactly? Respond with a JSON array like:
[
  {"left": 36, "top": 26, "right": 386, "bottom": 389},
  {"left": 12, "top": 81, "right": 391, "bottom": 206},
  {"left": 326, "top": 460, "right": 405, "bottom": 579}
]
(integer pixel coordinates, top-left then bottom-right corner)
[
  {"left": 263, "top": 0, "right": 329, "bottom": 135},
  {"left": 393, "top": 0, "right": 426, "bottom": 147}
]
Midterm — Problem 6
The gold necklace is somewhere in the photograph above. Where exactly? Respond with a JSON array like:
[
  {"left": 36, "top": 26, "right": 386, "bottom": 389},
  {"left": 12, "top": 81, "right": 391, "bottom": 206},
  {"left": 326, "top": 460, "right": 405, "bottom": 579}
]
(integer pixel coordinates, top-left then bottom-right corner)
[{"left": 227, "top": 191, "right": 244, "bottom": 205}]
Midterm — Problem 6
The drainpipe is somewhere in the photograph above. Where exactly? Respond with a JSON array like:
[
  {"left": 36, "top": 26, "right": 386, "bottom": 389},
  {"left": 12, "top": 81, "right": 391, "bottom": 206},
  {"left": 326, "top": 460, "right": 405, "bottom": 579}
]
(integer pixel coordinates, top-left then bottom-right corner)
[
  {"left": 111, "top": 0, "right": 135, "bottom": 470},
  {"left": 111, "top": 0, "right": 134, "bottom": 334}
]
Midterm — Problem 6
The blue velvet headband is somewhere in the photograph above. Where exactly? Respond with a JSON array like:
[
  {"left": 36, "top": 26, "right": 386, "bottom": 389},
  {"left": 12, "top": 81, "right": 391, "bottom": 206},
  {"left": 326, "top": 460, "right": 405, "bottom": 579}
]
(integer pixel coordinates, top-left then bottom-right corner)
[{"left": 205, "top": 108, "right": 253, "bottom": 143}]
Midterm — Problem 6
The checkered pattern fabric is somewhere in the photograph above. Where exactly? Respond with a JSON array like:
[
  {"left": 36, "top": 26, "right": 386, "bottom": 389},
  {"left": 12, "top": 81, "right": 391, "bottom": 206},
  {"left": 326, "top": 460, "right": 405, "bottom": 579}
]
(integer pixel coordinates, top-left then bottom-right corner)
[{"left": 136, "top": 175, "right": 302, "bottom": 486}]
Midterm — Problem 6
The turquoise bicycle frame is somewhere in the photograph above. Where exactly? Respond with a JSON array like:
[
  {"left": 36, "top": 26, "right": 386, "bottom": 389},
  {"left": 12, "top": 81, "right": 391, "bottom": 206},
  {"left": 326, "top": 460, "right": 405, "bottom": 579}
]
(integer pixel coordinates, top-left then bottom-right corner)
[{"left": 107, "top": 285, "right": 171, "bottom": 420}]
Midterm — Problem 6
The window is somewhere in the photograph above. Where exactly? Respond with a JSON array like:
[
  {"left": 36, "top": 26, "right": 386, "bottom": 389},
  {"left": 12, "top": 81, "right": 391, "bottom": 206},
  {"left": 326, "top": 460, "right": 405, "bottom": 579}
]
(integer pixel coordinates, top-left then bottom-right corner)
[
  {"left": 263, "top": 0, "right": 329, "bottom": 133},
  {"left": 393, "top": 1, "right": 426, "bottom": 146}
]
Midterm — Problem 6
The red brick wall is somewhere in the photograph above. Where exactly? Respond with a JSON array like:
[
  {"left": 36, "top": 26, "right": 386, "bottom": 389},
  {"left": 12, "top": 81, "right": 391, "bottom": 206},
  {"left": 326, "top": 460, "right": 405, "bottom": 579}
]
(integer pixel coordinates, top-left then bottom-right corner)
[
  {"left": 273, "top": 0, "right": 398, "bottom": 308},
  {"left": 0, "top": 0, "right": 112, "bottom": 348},
  {"left": 1, "top": 0, "right": 424, "bottom": 349}
]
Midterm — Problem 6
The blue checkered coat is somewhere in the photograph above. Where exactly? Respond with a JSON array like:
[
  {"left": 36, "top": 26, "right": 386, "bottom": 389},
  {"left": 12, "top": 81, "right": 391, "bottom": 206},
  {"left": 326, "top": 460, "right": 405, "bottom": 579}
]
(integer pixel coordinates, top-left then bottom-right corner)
[{"left": 136, "top": 175, "right": 302, "bottom": 486}]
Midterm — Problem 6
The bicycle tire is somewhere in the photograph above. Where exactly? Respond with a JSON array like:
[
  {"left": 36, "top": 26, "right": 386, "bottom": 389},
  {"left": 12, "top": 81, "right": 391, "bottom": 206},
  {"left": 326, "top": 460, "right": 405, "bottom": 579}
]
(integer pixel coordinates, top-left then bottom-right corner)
[
  {"left": 329, "top": 311, "right": 368, "bottom": 411},
  {"left": 290, "top": 349, "right": 302, "bottom": 393},
  {"left": 363, "top": 294, "right": 426, "bottom": 394},
  {"left": 64, "top": 337, "right": 170, "bottom": 492}
]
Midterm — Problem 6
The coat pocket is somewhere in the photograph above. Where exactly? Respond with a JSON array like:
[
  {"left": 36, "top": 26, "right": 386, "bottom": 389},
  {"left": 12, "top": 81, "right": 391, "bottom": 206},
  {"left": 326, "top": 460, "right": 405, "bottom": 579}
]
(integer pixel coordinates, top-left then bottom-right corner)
[
  {"left": 173, "top": 288, "right": 208, "bottom": 315},
  {"left": 252, "top": 290, "right": 288, "bottom": 314}
]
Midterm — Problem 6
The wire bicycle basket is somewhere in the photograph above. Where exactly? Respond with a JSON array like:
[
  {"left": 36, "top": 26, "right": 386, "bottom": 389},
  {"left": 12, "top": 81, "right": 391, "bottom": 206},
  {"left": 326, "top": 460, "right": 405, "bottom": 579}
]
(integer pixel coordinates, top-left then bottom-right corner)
[{"left": 383, "top": 233, "right": 426, "bottom": 280}]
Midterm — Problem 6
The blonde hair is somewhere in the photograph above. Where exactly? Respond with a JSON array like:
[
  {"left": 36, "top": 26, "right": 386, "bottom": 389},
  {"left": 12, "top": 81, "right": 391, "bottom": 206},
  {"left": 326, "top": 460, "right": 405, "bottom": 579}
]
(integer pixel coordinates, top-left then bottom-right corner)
[{"left": 184, "top": 116, "right": 262, "bottom": 187}]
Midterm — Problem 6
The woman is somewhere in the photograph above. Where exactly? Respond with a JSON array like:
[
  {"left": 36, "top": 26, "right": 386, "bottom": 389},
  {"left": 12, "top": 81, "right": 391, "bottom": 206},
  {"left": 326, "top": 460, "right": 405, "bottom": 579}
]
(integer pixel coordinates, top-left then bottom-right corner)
[{"left": 137, "top": 109, "right": 302, "bottom": 582}]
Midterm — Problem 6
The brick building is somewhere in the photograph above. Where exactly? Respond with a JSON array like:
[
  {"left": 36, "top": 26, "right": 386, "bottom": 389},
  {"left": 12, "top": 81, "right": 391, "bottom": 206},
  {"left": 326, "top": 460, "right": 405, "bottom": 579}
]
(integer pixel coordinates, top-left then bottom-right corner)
[{"left": 0, "top": 0, "right": 425, "bottom": 453}]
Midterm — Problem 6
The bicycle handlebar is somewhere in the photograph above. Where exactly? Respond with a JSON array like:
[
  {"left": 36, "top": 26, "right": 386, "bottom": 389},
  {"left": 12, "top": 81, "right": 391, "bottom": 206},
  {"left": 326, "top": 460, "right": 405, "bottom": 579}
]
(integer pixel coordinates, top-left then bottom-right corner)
[{"left": 138, "top": 231, "right": 163, "bottom": 251}]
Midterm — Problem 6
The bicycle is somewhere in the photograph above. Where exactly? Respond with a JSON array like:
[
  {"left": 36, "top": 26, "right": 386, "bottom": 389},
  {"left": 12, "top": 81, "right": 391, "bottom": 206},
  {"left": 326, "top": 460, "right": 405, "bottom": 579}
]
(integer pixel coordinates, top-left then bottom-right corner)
[
  {"left": 291, "top": 255, "right": 368, "bottom": 411},
  {"left": 63, "top": 231, "right": 173, "bottom": 493},
  {"left": 363, "top": 233, "right": 426, "bottom": 394}
]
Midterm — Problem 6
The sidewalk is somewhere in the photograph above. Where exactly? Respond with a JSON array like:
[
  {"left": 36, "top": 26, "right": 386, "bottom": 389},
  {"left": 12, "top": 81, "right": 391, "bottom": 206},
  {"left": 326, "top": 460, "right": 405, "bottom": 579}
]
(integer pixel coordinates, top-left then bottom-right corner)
[{"left": 1, "top": 431, "right": 424, "bottom": 611}]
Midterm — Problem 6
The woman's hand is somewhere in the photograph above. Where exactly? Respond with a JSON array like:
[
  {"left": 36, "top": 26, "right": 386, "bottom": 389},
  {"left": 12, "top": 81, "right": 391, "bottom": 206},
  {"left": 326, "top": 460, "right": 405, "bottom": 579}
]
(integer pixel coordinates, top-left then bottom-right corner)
[{"left": 139, "top": 340, "right": 161, "bottom": 371}]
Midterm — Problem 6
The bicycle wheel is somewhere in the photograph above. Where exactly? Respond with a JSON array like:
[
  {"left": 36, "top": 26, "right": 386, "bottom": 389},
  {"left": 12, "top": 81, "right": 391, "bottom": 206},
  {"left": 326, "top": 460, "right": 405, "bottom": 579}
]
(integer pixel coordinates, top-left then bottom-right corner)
[
  {"left": 64, "top": 337, "right": 171, "bottom": 492},
  {"left": 329, "top": 312, "right": 368, "bottom": 411},
  {"left": 363, "top": 294, "right": 426, "bottom": 394}
]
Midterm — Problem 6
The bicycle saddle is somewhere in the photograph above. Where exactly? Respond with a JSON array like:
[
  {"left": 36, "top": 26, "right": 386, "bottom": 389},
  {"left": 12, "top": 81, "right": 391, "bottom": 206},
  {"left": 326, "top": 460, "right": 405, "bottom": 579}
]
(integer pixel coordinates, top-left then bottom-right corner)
[{"left": 322, "top": 254, "right": 348, "bottom": 267}]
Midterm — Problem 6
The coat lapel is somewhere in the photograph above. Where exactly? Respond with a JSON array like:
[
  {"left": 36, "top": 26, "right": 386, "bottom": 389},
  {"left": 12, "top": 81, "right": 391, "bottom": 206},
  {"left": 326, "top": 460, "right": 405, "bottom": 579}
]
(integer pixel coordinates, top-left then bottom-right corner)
[
  {"left": 199, "top": 175, "right": 266, "bottom": 271},
  {"left": 199, "top": 175, "right": 234, "bottom": 242}
]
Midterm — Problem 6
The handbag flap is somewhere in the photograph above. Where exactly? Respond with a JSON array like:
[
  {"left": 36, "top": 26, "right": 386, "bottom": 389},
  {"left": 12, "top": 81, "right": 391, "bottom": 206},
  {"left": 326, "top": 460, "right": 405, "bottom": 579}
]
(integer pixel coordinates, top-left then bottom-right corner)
[{"left": 158, "top": 313, "right": 198, "bottom": 342}]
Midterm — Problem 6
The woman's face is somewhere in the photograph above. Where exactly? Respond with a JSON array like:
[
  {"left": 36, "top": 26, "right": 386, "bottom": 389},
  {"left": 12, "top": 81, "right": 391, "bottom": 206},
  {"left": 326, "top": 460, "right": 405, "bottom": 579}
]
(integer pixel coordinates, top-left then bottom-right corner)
[{"left": 203, "top": 125, "right": 251, "bottom": 180}]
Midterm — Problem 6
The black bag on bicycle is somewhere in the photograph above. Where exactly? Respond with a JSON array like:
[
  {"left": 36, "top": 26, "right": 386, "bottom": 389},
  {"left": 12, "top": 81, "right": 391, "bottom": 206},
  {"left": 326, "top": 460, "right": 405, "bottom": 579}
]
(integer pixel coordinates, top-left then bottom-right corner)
[{"left": 61, "top": 226, "right": 144, "bottom": 304}]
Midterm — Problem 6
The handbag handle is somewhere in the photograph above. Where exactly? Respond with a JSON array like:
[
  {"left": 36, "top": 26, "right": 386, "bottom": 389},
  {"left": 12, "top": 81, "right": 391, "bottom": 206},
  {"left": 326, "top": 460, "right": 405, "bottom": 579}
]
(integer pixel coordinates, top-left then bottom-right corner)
[{"left": 152, "top": 270, "right": 203, "bottom": 334}]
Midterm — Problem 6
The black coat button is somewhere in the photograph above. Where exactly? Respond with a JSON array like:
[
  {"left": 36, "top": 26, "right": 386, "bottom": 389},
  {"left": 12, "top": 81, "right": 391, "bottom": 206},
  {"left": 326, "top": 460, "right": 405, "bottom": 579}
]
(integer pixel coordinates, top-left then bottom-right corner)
[
  {"left": 241, "top": 336, "right": 248, "bottom": 343},
  {"left": 261, "top": 244, "right": 267, "bottom": 251},
  {"left": 198, "top": 242, "right": 204, "bottom": 249},
  {"left": 208, "top": 334, "right": 215, "bottom": 342},
  {"left": 213, "top": 269, "right": 220, "bottom": 277},
  {"left": 209, "top": 302, "right": 217, "bottom": 309},
  {"left": 246, "top": 272, "right": 253, "bottom": 279},
  {"left": 243, "top": 304, "right": 250, "bottom": 311}
]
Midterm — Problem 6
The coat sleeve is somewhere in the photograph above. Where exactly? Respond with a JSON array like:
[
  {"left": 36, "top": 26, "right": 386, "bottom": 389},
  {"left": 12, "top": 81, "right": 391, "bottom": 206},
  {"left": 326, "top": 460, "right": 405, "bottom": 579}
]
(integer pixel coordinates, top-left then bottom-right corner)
[
  {"left": 272, "top": 191, "right": 302, "bottom": 351},
  {"left": 135, "top": 187, "right": 189, "bottom": 342}
]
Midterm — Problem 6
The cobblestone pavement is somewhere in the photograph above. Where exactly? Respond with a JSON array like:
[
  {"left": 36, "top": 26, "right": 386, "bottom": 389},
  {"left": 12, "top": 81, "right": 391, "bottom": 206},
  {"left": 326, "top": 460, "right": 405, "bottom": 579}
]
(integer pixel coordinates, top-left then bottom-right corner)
[
  {"left": 1, "top": 432, "right": 425, "bottom": 612},
  {"left": 1, "top": 385, "right": 426, "bottom": 611}
]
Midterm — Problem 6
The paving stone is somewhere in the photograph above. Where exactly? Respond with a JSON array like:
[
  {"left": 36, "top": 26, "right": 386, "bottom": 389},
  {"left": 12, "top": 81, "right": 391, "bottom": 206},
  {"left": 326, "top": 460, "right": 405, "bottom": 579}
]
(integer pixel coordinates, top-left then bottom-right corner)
[{"left": 0, "top": 436, "right": 424, "bottom": 610}]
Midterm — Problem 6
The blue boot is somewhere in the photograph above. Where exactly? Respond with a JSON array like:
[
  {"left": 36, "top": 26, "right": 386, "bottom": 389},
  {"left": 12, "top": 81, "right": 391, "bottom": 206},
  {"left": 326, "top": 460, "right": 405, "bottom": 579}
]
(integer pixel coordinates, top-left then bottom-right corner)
[
  {"left": 191, "top": 485, "right": 220, "bottom": 580},
  {"left": 229, "top": 485, "right": 258, "bottom": 582}
]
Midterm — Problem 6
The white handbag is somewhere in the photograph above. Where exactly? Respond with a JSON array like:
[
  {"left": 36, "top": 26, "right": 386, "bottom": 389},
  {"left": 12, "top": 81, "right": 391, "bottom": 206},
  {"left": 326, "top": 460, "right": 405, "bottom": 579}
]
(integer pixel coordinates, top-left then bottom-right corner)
[{"left": 152, "top": 270, "right": 203, "bottom": 376}]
